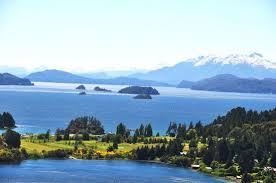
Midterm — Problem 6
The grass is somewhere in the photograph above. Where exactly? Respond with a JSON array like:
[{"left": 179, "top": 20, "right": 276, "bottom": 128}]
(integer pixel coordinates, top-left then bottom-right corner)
[
  {"left": 21, "top": 140, "right": 74, "bottom": 152},
  {"left": 21, "top": 138, "right": 156, "bottom": 153}
]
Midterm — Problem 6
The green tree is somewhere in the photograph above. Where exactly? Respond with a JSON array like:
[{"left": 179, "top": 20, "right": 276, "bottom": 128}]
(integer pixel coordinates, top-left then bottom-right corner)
[
  {"left": 3, "top": 129, "right": 21, "bottom": 148},
  {"left": 0, "top": 112, "right": 16, "bottom": 128},
  {"left": 145, "top": 123, "right": 153, "bottom": 137},
  {"left": 55, "top": 128, "right": 62, "bottom": 141},
  {"left": 45, "top": 129, "right": 50, "bottom": 141},
  {"left": 139, "top": 124, "right": 145, "bottom": 137},
  {"left": 116, "top": 123, "right": 127, "bottom": 137}
]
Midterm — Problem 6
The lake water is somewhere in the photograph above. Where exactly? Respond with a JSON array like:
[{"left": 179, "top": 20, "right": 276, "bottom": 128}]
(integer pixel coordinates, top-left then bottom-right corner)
[
  {"left": 0, "top": 82, "right": 275, "bottom": 134},
  {"left": 0, "top": 160, "right": 230, "bottom": 183}
]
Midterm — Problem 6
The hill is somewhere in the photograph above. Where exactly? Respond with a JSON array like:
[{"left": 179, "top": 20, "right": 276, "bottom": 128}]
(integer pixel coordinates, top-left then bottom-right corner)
[
  {"left": 26, "top": 69, "right": 169, "bottom": 86},
  {"left": 178, "top": 74, "right": 276, "bottom": 94},
  {"left": 131, "top": 53, "right": 276, "bottom": 84},
  {"left": 0, "top": 73, "right": 32, "bottom": 85}
]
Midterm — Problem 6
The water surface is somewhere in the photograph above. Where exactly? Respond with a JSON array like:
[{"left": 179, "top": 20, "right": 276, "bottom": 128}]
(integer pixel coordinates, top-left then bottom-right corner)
[
  {"left": 0, "top": 160, "right": 230, "bottom": 183},
  {"left": 0, "top": 82, "right": 275, "bottom": 134}
]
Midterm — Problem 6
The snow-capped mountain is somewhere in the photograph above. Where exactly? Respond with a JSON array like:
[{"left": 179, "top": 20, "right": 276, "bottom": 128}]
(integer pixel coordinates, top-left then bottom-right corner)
[
  {"left": 131, "top": 53, "right": 276, "bottom": 85},
  {"left": 189, "top": 52, "right": 276, "bottom": 69}
]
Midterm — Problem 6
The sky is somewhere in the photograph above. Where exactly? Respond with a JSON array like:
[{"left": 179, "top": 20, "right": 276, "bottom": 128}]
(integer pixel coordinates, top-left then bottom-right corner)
[{"left": 0, "top": 0, "right": 275, "bottom": 73}]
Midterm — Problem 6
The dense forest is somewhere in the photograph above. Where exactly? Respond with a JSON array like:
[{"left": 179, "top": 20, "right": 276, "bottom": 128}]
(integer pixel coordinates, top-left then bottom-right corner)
[{"left": 0, "top": 107, "right": 275, "bottom": 182}]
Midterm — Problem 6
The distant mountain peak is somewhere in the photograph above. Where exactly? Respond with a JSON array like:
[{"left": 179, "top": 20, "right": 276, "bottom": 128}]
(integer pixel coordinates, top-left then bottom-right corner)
[
  {"left": 130, "top": 52, "right": 276, "bottom": 84},
  {"left": 186, "top": 53, "right": 276, "bottom": 69},
  {"left": 249, "top": 52, "right": 263, "bottom": 58}
]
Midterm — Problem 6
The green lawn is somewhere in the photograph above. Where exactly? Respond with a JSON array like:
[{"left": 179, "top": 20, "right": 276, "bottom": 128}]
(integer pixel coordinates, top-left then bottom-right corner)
[{"left": 21, "top": 139, "right": 154, "bottom": 153}]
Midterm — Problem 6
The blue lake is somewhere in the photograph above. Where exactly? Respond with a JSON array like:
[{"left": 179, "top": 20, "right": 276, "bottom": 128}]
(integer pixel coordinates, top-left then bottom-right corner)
[
  {"left": 0, "top": 160, "right": 230, "bottom": 183},
  {"left": 0, "top": 82, "right": 275, "bottom": 134}
]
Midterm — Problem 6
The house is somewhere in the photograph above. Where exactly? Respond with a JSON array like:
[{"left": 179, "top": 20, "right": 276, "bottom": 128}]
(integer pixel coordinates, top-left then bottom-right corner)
[{"left": 191, "top": 164, "right": 200, "bottom": 169}]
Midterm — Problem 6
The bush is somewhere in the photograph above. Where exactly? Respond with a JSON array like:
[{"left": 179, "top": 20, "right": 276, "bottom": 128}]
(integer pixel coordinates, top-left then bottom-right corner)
[
  {"left": 45, "top": 149, "right": 71, "bottom": 158},
  {"left": 264, "top": 176, "right": 274, "bottom": 183},
  {"left": 241, "top": 173, "right": 253, "bottom": 183},
  {"left": 210, "top": 160, "right": 220, "bottom": 169},
  {"left": 170, "top": 156, "right": 192, "bottom": 167},
  {"left": 107, "top": 145, "right": 114, "bottom": 152},
  {"left": 0, "top": 148, "right": 22, "bottom": 162},
  {"left": 226, "top": 165, "right": 239, "bottom": 176}
]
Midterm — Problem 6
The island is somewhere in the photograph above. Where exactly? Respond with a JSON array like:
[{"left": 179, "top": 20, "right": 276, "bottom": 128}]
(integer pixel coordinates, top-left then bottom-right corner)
[
  {"left": 118, "top": 86, "right": 160, "bottom": 95},
  {"left": 79, "top": 91, "right": 86, "bottom": 95},
  {"left": 1, "top": 107, "right": 275, "bottom": 182},
  {"left": 76, "top": 84, "right": 86, "bottom": 90},
  {"left": 133, "top": 94, "right": 152, "bottom": 99},
  {"left": 94, "top": 86, "right": 112, "bottom": 92},
  {"left": 0, "top": 73, "right": 33, "bottom": 85}
]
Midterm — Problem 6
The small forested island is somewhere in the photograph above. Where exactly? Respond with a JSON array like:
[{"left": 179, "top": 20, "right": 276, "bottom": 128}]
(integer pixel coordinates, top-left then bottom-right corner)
[
  {"left": 0, "top": 73, "right": 33, "bottom": 85},
  {"left": 0, "top": 112, "right": 16, "bottom": 128},
  {"left": 79, "top": 91, "right": 86, "bottom": 95},
  {"left": 76, "top": 84, "right": 86, "bottom": 90},
  {"left": 118, "top": 86, "right": 160, "bottom": 95},
  {"left": 0, "top": 107, "right": 275, "bottom": 182},
  {"left": 133, "top": 94, "right": 152, "bottom": 99},
  {"left": 94, "top": 86, "right": 112, "bottom": 92}
]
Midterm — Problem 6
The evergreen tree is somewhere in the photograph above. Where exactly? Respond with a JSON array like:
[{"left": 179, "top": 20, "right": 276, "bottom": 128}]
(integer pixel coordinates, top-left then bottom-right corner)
[
  {"left": 145, "top": 123, "right": 153, "bottom": 137},
  {"left": 188, "top": 121, "right": 194, "bottom": 130},
  {"left": 166, "top": 122, "right": 177, "bottom": 137},
  {"left": 215, "top": 138, "right": 229, "bottom": 163},
  {"left": 0, "top": 112, "right": 16, "bottom": 128},
  {"left": 55, "top": 128, "right": 62, "bottom": 141},
  {"left": 63, "top": 129, "right": 70, "bottom": 140},
  {"left": 176, "top": 123, "right": 186, "bottom": 139},
  {"left": 3, "top": 129, "right": 21, "bottom": 148},
  {"left": 139, "top": 124, "right": 145, "bottom": 137},
  {"left": 45, "top": 129, "right": 50, "bottom": 141}
]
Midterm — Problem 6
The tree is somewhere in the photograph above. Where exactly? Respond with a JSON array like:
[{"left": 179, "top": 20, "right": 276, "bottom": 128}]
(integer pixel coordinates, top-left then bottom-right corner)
[
  {"left": 116, "top": 123, "right": 127, "bottom": 137},
  {"left": 176, "top": 123, "right": 186, "bottom": 139},
  {"left": 139, "top": 124, "right": 144, "bottom": 137},
  {"left": 271, "top": 151, "right": 276, "bottom": 167},
  {"left": 45, "top": 129, "right": 50, "bottom": 141},
  {"left": 66, "top": 116, "right": 104, "bottom": 135},
  {"left": 195, "top": 121, "right": 203, "bottom": 136},
  {"left": 82, "top": 131, "right": 90, "bottom": 140},
  {"left": 3, "top": 129, "right": 21, "bottom": 148},
  {"left": 0, "top": 112, "right": 16, "bottom": 128},
  {"left": 55, "top": 128, "right": 62, "bottom": 141},
  {"left": 145, "top": 123, "right": 153, "bottom": 137},
  {"left": 113, "top": 142, "right": 118, "bottom": 149},
  {"left": 188, "top": 122, "right": 194, "bottom": 130},
  {"left": 63, "top": 129, "right": 70, "bottom": 140},
  {"left": 215, "top": 138, "right": 229, "bottom": 163},
  {"left": 236, "top": 136, "right": 255, "bottom": 173},
  {"left": 166, "top": 122, "right": 177, "bottom": 137},
  {"left": 167, "top": 139, "right": 183, "bottom": 156},
  {"left": 241, "top": 173, "right": 253, "bottom": 183},
  {"left": 202, "top": 148, "right": 214, "bottom": 166}
]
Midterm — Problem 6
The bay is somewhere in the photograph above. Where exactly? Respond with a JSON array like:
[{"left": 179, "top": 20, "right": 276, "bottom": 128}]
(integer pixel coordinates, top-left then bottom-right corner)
[{"left": 0, "top": 82, "right": 275, "bottom": 134}]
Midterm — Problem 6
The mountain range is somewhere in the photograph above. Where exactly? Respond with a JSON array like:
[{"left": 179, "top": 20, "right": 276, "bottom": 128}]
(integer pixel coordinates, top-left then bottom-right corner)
[
  {"left": 26, "top": 69, "right": 170, "bottom": 86},
  {"left": 131, "top": 52, "right": 276, "bottom": 84},
  {"left": 178, "top": 74, "right": 276, "bottom": 94},
  {"left": 2, "top": 52, "right": 276, "bottom": 87}
]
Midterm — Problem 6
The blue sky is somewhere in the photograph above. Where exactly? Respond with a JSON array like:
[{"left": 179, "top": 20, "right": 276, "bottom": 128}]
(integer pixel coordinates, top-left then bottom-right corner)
[{"left": 0, "top": 0, "right": 275, "bottom": 72}]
